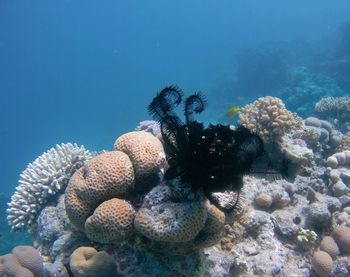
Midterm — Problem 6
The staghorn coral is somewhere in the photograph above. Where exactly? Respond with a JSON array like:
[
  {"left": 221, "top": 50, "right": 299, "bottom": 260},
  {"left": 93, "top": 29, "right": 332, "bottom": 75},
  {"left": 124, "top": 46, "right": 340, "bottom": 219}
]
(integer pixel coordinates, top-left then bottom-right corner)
[
  {"left": 239, "top": 96, "right": 304, "bottom": 144},
  {"left": 134, "top": 200, "right": 207, "bottom": 242},
  {"left": 65, "top": 151, "right": 135, "bottom": 230},
  {"left": 114, "top": 131, "right": 166, "bottom": 192},
  {"left": 7, "top": 143, "right": 92, "bottom": 231},
  {"left": 85, "top": 198, "right": 136, "bottom": 244},
  {"left": 69, "top": 247, "right": 117, "bottom": 277}
]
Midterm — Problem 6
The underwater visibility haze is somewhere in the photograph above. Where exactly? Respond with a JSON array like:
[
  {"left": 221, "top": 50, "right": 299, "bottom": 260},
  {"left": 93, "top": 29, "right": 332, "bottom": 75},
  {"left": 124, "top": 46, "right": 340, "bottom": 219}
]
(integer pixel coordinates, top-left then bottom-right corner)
[{"left": 1, "top": 1, "right": 350, "bottom": 276}]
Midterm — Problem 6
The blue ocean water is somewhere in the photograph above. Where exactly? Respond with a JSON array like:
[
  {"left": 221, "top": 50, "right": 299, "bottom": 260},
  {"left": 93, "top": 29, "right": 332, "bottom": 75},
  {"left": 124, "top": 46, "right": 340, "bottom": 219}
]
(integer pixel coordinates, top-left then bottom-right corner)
[{"left": 0, "top": 0, "right": 350, "bottom": 255}]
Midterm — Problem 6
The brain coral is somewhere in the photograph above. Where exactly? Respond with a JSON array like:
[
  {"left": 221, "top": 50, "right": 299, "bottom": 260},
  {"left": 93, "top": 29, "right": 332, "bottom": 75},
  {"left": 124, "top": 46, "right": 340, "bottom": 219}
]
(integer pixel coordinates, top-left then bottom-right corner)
[
  {"left": 85, "top": 198, "right": 136, "bottom": 243},
  {"left": 0, "top": 254, "right": 34, "bottom": 277},
  {"left": 12, "top": 246, "right": 43, "bottom": 277},
  {"left": 319, "top": 236, "right": 340, "bottom": 258},
  {"left": 114, "top": 131, "right": 166, "bottom": 191},
  {"left": 239, "top": 96, "right": 304, "bottom": 144},
  {"left": 65, "top": 151, "right": 135, "bottom": 230},
  {"left": 332, "top": 225, "right": 350, "bottom": 254},
  {"left": 311, "top": 250, "right": 333, "bottom": 277},
  {"left": 191, "top": 201, "right": 225, "bottom": 248},
  {"left": 7, "top": 143, "right": 92, "bottom": 231},
  {"left": 0, "top": 245, "right": 43, "bottom": 277},
  {"left": 134, "top": 201, "right": 207, "bottom": 242},
  {"left": 70, "top": 247, "right": 117, "bottom": 277},
  {"left": 326, "top": 150, "right": 350, "bottom": 169}
]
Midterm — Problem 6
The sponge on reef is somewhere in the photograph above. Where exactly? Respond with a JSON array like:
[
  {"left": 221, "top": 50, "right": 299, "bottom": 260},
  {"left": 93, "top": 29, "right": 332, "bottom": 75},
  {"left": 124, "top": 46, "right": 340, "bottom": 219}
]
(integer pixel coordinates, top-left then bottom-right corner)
[
  {"left": 65, "top": 151, "right": 135, "bottom": 230},
  {"left": 85, "top": 198, "right": 136, "bottom": 244},
  {"left": 69, "top": 246, "right": 117, "bottom": 277}
]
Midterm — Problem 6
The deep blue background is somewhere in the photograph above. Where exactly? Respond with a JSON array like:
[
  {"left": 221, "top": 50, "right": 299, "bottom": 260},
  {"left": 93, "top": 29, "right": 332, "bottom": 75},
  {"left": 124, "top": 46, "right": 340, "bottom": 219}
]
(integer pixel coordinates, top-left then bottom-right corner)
[{"left": 0, "top": 0, "right": 349, "bottom": 197}]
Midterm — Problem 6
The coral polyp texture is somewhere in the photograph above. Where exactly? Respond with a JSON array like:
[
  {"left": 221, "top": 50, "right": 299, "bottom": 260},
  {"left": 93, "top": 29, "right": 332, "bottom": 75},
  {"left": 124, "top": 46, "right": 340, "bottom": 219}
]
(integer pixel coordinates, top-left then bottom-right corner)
[
  {"left": 7, "top": 143, "right": 92, "bottom": 231},
  {"left": 239, "top": 96, "right": 304, "bottom": 144},
  {"left": 114, "top": 131, "right": 166, "bottom": 191},
  {"left": 65, "top": 151, "right": 135, "bottom": 230},
  {"left": 0, "top": 245, "right": 43, "bottom": 277},
  {"left": 85, "top": 198, "right": 136, "bottom": 243},
  {"left": 69, "top": 247, "right": 117, "bottom": 277}
]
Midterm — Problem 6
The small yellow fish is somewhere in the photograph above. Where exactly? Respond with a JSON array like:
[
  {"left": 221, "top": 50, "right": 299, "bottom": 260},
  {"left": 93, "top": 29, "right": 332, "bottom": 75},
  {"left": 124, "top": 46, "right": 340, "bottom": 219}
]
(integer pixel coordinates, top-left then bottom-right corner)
[{"left": 226, "top": 106, "right": 241, "bottom": 118}]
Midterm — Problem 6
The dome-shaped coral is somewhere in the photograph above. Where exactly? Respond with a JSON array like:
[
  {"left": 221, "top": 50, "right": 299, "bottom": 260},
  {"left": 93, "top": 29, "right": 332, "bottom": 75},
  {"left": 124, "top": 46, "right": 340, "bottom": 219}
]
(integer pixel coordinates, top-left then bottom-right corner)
[
  {"left": 319, "top": 236, "right": 340, "bottom": 258},
  {"left": 134, "top": 201, "right": 207, "bottom": 242},
  {"left": 332, "top": 225, "right": 350, "bottom": 254},
  {"left": 0, "top": 245, "right": 43, "bottom": 277},
  {"left": 69, "top": 247, "right": 117, "bottom": 277},
  {"left": 114, "top": 131, "right": 166, "bottom": 191},
  {"left": 0, "top": 254, "right": 34, "bottom": 277},
  {"left": 12, "top": 246, "right": 44, "bottom": 277},
  {"left": 311, "top": 250, "right": 333, "bottom": 277},
  {"left": 85, "top": 198, "right": 136, "bottom": 244},
  {"left": 65, "top": 151, "right": 135, "bottom": 229}
]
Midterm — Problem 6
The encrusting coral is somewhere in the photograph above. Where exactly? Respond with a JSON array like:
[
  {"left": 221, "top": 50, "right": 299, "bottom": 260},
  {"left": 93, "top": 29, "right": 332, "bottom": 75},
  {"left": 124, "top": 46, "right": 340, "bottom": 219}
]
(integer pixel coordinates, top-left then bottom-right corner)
[
  {"left": 69, "top": 246, "right": 117, "bottom": 277},
  {"left": 7, "top": 143, "right": 92, "bottom": 231}
]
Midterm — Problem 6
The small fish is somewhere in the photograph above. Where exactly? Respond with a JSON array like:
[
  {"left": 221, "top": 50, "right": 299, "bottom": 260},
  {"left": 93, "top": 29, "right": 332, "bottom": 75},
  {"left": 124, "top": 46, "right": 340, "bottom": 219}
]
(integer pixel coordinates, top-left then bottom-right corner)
[{"left": 226, "top": 106, "right": 241, "bottom": 118}]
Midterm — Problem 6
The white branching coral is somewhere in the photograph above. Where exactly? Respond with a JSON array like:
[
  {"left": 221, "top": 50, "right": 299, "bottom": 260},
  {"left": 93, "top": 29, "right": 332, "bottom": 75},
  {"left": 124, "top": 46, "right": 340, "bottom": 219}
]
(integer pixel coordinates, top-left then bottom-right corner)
[
  {"left": 315, "top": 96, "right": 350, "bottom": 120},
  {"left": 7, "top": 143, "right": 92, "bottom": 231},
  {"left": 239, "top": 96, "right": 304, "bottom": 144}
]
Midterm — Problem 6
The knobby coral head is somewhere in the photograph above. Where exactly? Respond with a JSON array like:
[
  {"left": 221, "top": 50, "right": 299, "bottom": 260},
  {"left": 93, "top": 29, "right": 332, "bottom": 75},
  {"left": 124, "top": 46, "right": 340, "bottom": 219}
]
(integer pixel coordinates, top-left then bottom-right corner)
[{"left": 148, "top": 86, "right": 264, "bottom": 212}]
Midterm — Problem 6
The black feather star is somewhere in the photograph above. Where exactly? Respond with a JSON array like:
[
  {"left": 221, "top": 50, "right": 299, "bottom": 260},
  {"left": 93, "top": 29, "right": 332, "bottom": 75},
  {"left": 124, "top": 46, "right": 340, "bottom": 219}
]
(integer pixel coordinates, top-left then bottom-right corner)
[{"left": 148, "top": 86, "right": 264, "bottom": 212}]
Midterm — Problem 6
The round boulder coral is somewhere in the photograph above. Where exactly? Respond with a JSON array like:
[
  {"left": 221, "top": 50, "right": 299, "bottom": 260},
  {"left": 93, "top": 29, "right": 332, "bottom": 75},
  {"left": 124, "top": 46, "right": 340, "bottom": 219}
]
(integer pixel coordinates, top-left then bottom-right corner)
[
  {"left": 114, "top": 131, "right": 166, "bottom": 191},
  {"left": 311, "top": 250, "right": 333, "bottom": 277},
  {"left": 320, "top": 236, "right": 340, "bottom": 258},
  {"left": 12, "top": 246, "right": 43, "bottom": 277},
  {"left": 65, "top": 151, "right": 135, "bottom": 229},
  {"left": 0, "top": 254, "right": 34, "bottom": 277},
  {"left": 85, "top": 198, "right": 136, "bottom": 244},
  {"left": 332, "top": 225, "right": 350, "bottom": 254},
  {"left": 70, "top": 247, "right": 117, "bottom": 277},
  {"left": 134, "top": 201, "right": 207, "bottom": 242}
]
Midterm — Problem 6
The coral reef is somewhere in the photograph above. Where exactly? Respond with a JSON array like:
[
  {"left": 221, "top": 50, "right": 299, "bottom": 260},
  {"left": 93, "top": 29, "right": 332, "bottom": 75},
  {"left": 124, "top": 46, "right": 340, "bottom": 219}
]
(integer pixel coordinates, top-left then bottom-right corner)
[
  {"left": 69, "top": 247, "right": 117, "bottom": 277},
  {"left": 315, "top": 96, "right": 350, "bottom": 133},
  {"left": 6, "top": 143, "right": 92, "bottom": 231},
  {"left": 239, "top": 96, "right": 304, "bottom": 144},
  {"left": 0, "top": 245, "right": 43, "bottom": 277},
  {"left": 5, "top": 86, "right": 350, "bottom": 276}
]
